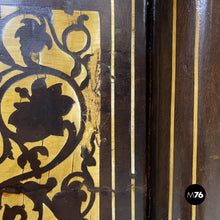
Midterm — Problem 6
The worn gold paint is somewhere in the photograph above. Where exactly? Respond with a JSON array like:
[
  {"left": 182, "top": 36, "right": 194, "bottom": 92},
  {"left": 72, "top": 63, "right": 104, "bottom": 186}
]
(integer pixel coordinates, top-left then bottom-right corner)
[
  {"left": 0, "top": 8, "right": 100, "bottom": 220},
  {"left": 0, "top": 6, "right": 18, "bottom": 18}
]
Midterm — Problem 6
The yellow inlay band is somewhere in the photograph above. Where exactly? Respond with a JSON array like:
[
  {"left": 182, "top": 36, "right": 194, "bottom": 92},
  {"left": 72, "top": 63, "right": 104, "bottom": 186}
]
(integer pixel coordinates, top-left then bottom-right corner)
[
  {"left": 192, "top": 0, "right": 199, "bottom": 186},
  {"left": 111, "top": 0, "right": 115, "bottom": 220},
  {"left": 192, "top": 0, "right": 200, "bottom": 219},
  {"left": 131, "top": 178, "right": 135, "bottom": 220},
  {"left": 168, "top": 0, "right": 177, "bottom": 219},
  {"left": 131, "top": 0, "right": 135, "bottom": 219},
  {"left": 131, "top": 0, "right": 135, "bottom": 177}
]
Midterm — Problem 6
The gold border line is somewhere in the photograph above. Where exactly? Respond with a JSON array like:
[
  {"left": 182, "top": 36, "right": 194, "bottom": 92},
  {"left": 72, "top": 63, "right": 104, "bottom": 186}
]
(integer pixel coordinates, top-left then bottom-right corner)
[
  {"left": 131, "top": 0, "right": 136, "bottom": 219},
  {"left": 192, "top": 0, "right": 200, "bottom": 219},
  {"left": 111, "top": 0, "right": 115, "bottom": 220},
  {"left": 168, "top": 0, "right": 177, "bottom": 219}
]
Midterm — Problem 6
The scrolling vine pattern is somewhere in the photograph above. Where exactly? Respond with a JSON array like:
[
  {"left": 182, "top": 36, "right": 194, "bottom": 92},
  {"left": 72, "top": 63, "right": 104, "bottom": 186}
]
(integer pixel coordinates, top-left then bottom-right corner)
[{"left": 0, "top": 6, "right": 98, "bottom": 220}]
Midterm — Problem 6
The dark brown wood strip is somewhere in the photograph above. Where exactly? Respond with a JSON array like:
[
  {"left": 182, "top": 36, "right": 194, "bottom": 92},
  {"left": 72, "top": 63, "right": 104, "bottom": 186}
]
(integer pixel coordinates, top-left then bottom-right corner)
[
  {"left": 99, "top": 2, "right": 112, "bottom": 220},
  {"left": 114, "top": 0, "right": 132, "bottom": 219},
  {"left": 135, "top": 0, "right": 147, "bottom": 219},
  {"left": 150, "top": 0, "right": 173, "bottom": 219},
  {"left": 197, "top": 1, "right": 220, "bottom": 219},
  {"left": 172, "top": 0, "right": 196, "bottom": 219}
]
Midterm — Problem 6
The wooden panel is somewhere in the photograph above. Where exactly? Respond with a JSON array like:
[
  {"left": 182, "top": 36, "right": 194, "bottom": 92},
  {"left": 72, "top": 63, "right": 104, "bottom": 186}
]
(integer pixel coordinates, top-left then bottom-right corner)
[
  {"left": 0, "top": 5, "right": 101, "bottom": 220},
  {"left": 135, "top": 0, "right": 147, "bottom": 219},
  {"left": 150, "top": 0, "right": 173, "bottom": 219},
  {"left": 197, "top": 1, "right": 220, "bottom": 219},
  {"left": 150, "top": 0, "right": 220, "bottom": 219},
  {"left": 99, "top": 1, "right": 112, "bottom": 220},
  {"left": 0, "top": 0, "right": 147, "bottom": 219},
  {"left": 172, "top": 0, "right": 195, "bottom": 219},
  {"left": 115, "top": 0, "right": 131, "bottom": 219}
]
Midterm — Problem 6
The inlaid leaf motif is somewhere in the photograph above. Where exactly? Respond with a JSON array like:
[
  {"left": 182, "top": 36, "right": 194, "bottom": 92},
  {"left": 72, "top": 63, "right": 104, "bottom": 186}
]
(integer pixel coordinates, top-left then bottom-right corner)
[{"left": 15, "top": 18, "right": 52, "bottom": 65}]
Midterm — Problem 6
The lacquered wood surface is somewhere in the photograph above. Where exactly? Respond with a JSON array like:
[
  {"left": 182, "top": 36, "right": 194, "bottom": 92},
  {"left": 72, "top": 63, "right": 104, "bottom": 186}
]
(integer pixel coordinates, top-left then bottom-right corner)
[{"left": 150, "top": 0, "right": 220, "bottom": 219}]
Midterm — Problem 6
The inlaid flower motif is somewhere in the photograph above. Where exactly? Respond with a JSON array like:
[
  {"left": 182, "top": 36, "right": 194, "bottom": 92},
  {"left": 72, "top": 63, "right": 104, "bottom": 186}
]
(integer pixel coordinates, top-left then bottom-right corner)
[
  {"left": 51, "top": 181, "right": 87, "bottom": 220},
  {"left": 9, "top": 78, "right": 75, "bottom": 142}
]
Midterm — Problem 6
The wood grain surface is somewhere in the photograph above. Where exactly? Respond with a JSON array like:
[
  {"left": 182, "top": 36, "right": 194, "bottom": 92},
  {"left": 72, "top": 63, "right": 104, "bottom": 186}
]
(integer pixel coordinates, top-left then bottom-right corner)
[{"left": 150, "top": 0, "right": 220, "bottom": 219}]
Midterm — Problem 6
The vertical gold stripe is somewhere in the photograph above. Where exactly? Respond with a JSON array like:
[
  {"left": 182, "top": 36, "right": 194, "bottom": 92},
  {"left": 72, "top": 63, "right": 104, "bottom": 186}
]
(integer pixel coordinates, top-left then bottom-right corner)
[
  {"left": 168, "top": 0, "right": 177, "bottom": 219},
  {"left": 111, "top": 0, "right": 116, "bottom": 220},
  {"left": 131, "top": 179, "right": 135, "bottom": 220},
  {"left": 131, "top": 0, "right": 135, "bottom": 177},
  {"left": 131, "top": 0, "right": 136, "bottom": 219},
  {"left": 192, "top": 0, "right": 200, "bottom": 219},
  {"left": 192, "top": 0, "right": 199, "bottom": 186}
]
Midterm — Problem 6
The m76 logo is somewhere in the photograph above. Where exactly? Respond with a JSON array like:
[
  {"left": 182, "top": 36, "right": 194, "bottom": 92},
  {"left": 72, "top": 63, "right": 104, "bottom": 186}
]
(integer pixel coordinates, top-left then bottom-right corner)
[
  {"left": 185, "top": 184, "right": 206, "bottom": 205},
  {"left": 186, "top": 191, "right": 204, "bottom": 199}
]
